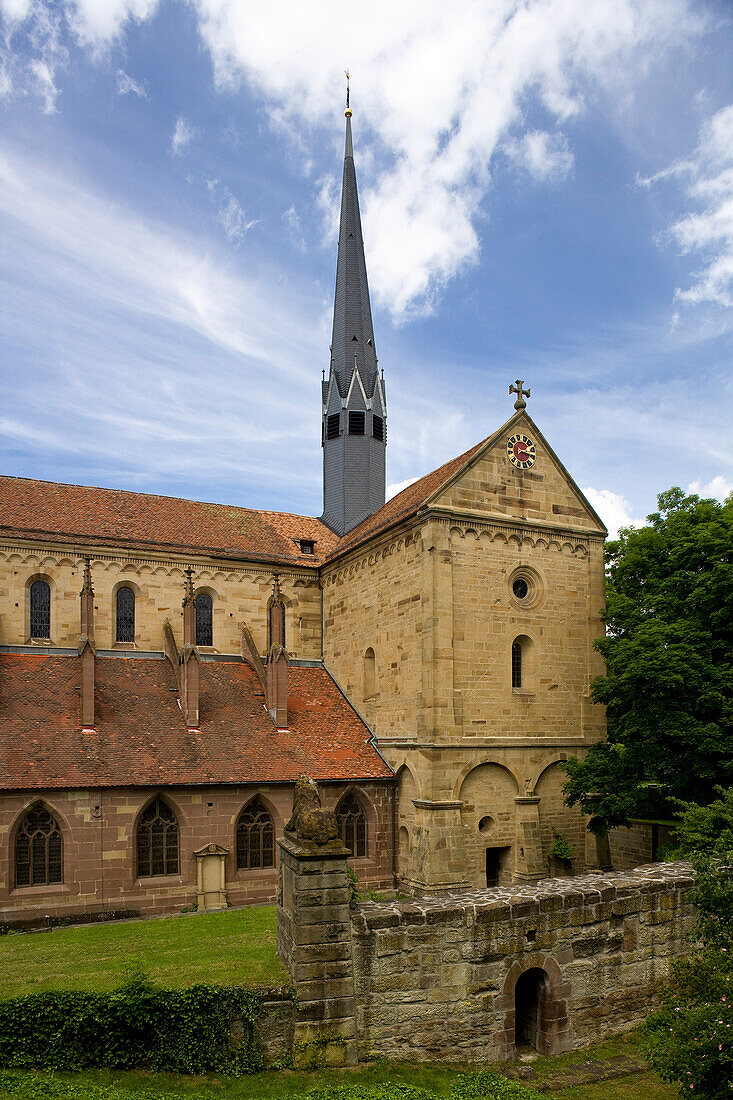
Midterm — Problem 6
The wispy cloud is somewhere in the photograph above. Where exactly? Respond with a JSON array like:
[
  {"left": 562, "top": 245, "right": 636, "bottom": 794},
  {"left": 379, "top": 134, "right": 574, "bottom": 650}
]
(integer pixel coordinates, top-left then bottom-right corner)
[
  {"left": 171, "top": 115, "right": 194, "bottom": 155},
  {"left": 217, "top": 193, "right": 256, "bottom": 242},
  {"left": 115, "top": 69, "right": 147, "bottom": 98},
  {"left": 0, "top": 143, "right": 328, "bottom": 505},
  {"left": 1, "top": 0, "right": 709, "bottom": 319},
  {"left": 640, "top": 103, "right": 733, "bottom": 311},
  {"left": 687, "top": 474, "right": 732, "bottom": 500},
  {"left": 582, "top": 487, "right": 646, "bottom": 539},
  {"left": 504, "top": 130, "right": 574, "bottom": 183}
]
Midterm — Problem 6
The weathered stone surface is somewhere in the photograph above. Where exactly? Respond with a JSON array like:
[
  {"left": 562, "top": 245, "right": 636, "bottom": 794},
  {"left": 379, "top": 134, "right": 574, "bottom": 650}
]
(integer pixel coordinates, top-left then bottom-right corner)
[{"left": 349, "top": 863, "right": 695, "bottom": 1064}]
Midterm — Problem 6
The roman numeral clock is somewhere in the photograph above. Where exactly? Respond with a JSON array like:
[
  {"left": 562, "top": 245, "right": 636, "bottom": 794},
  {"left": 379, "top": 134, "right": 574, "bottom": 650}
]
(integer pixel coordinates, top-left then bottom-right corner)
[
  {"left": 507, "top": 434, "right": 536, "bottom": 471},
  {"left": 507, "top": 381, "right": 535, "bottom": 470}
]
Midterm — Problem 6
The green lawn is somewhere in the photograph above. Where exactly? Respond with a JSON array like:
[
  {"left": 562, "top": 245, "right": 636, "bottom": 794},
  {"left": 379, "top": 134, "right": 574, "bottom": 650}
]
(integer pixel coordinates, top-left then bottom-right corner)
[
  {"left": 0, "top": 1032, "right": 681, "bottom": 1100},
  {"left": 0, "top": 907, "right": 288, "bottom": 996}
]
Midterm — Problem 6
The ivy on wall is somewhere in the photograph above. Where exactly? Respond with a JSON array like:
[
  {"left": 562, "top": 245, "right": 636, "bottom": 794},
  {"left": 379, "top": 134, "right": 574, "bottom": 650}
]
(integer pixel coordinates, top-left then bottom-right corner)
[{"left": 0, "top": 978, "right": 264, "bottom": 1075}]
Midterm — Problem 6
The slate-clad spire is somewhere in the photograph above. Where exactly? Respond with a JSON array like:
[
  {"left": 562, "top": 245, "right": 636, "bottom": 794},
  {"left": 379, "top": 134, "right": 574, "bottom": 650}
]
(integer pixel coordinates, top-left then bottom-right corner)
[
  {"left": 330, "top": 110, "right": 379, "bottom": 397},
  {"left": 322, "top": 88, "right": 387, "bottom": 537}
]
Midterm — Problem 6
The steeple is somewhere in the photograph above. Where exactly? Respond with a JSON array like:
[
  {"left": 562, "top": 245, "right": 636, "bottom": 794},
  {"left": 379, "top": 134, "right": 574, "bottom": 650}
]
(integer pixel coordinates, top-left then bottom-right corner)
[{"left": 322, "top": 81, "right": 387, "bottom": 537}]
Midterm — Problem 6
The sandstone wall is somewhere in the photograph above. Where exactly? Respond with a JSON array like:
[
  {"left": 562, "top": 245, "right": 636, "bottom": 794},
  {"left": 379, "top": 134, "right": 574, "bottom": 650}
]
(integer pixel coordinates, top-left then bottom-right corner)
[
  {"left": 350, "top": 864, "right": 694, "bottom": 1062},
  {"left": 0, "top": 542, "right": 321, "bottom": 659},
  {"left": 0, "top": 780, "right": 392, "bottom": 926}
]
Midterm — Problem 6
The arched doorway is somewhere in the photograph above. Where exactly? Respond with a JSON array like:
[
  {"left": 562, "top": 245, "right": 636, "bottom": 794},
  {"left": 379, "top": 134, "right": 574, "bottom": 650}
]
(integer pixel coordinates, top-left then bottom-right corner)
[{"left": 514, "top": 968, "right": 549, "bottom": 1052}]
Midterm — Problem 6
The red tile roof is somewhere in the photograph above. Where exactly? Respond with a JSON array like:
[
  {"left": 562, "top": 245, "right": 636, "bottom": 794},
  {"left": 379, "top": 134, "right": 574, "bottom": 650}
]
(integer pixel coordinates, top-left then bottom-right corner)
[
  {"left": 0, "top": 654, "right": 392, "bottom": 788},
  {"left": 0, "top": 432, "right": 496, "bottom": 567},
  {"left": 0, "top": 476, "right": 339, "bottom": 566}
]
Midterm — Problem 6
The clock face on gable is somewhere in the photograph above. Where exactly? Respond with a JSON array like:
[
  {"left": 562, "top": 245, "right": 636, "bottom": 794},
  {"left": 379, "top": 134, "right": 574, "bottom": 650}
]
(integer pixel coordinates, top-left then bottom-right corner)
[{"left": 506, "top": 434, "right": 536, "bottom": 470}]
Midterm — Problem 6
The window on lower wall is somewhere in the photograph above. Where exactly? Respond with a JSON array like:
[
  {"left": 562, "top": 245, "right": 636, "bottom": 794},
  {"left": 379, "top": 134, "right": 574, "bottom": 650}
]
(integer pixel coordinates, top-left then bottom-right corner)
[
  {"left": 512, "top": 641, "right": 522, "bottom": 688},
  {"left": 29, "top": 579, "right": 51, "bottom": 640},
  {"left": 195, "top": 593, "right": 213, "bottom": 647},
  {"left": 15, "top": 806, "right": 62, "bottom": 887},
  {"left": 116, "top": 586, "right": 135, "bottom": 643},
  {"left": 137, "top": 798, "right": 179, "bottom": 877},
  {"left": 236, "top": 798, "right": 275, "bottom": 869},
  {"left": 336, "top": 791, "right": 367, "bottom": 857}
]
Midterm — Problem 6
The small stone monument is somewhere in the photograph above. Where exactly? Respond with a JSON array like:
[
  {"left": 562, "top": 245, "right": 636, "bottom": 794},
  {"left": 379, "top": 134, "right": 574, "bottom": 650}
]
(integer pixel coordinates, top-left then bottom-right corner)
[{"left": 277, "top": 775, "right": 359, "bottom": 1067}]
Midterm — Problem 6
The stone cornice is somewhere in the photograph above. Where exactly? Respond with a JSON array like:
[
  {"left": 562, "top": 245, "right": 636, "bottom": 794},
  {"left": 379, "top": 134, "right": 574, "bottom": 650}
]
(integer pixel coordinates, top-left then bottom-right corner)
[{"left": 0, "top": 541, "right": 319, "bottom": 585}]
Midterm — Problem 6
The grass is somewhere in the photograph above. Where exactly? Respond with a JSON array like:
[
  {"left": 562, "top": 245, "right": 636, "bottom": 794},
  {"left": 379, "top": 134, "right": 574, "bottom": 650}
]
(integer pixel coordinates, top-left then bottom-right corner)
[
  {"left": 0, "top": 907, "right": 288, "bottom": 996},
  {"left": 0, "top": 1032, "right": 681, "bottom": 1100}
]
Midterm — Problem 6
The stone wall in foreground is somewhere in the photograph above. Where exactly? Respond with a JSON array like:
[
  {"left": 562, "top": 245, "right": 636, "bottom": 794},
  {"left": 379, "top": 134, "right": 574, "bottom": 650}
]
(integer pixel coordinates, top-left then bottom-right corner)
[{"left": 349, "top": 863, "right": 694, "bottom": 1063}]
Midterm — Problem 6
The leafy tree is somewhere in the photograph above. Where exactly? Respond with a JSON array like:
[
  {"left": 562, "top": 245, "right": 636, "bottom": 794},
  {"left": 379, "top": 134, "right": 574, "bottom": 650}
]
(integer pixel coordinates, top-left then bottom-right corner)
[
  {"left": 563, "top": 487, "right": 733, "bottom": 833},
  {"left": 645, "top": 790, "right": 733, "bottom": 1097}
]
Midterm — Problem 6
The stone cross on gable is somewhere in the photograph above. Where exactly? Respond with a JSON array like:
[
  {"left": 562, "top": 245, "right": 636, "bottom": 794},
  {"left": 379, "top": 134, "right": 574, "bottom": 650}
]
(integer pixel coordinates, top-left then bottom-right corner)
[{"left": 510, "top": 380, "right": 530, "bottom": 411}]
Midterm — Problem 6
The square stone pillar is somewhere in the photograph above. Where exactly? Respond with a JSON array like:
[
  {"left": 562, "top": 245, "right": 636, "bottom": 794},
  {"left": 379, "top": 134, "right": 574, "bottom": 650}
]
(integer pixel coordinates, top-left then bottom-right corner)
[
  {"left": 277, "top": 833, "right": 358, "bottom": 1067},
  {"left": 514, "top": 796, "right": 545, "bottom": 882}
]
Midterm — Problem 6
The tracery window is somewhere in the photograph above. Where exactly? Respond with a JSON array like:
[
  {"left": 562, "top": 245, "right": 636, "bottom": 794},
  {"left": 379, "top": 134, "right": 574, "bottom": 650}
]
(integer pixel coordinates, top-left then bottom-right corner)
[
  {"left": 136, "top": 797, "right": 179, "bottom": 878},
  {"left": 512, "top": 641, "right": 522, "bottom": 689},
  {"left": 195, "top": 593, "right": 213, "bottom": 647},
  {"left": 15, "top": 806, "right": 62, "bottom": 887},
  {"left": 236, "top": 798, "right": 275, "bottom": 870},
  {"left": 336, "top": 791, "right": 367, "bottom": 858},
  {"left": 116, "top": 586, "right": 135, "bottom": 643},
  {"left": 29, "top": 579, "right": 51, "bottom": 639}
]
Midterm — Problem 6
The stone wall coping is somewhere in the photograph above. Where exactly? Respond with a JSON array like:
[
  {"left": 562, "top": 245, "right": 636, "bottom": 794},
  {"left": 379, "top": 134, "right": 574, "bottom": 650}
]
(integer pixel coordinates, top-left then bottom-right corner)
[
  {"left": 277, "top": 832, "right": 352, "bottom": 861},
  {"left": 352, "top": 863, "right": 694, "bottom": 930}
]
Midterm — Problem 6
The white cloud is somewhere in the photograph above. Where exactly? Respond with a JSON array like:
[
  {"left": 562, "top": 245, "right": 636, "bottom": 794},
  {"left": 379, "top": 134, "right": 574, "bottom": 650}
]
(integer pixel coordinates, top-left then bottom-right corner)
[
  {"left": 642, "top": 104, "right": 733, "bottom": 310},
  {"left": 115, "top": 69, "right": 146, "bottom": 98},
  {"left": 504, "top": 130, "right": 574, "bottom": 183},
  {"left": 185, "top": 0, "right": 704, "bottom": 320},
  {"left": 283, "top": 205, "right": 306, "bottom": 252},
  {"left": 217, "top": 192, "right": 256, "bottom": 242},
  {"left": 171, "top": 115, "right": 194, "bottom": 155},
  {"left": 0, "top": 142, "right": 331, "bottom": 502},
  {"left": 582, "top": 487, "right": 647, "bottom": 540},
  {"left": 0, "top": 0, "right": 32, "bottom": 21},
  {"left": 65, "top": 0, "right": 161, "bottom": 49},
  {"left": 687, "top": 474, "right": 732, "bottom": 501},
  {"left": 387, "top": 476, "right": 418, "bottom": 500},
  {"left": 1, "top": 0, "right": 706, "bottom": 320}
]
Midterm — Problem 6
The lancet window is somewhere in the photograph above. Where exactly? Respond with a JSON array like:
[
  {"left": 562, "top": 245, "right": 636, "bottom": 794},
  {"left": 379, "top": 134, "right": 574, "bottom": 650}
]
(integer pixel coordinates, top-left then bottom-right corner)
[
  {"left": 236, "top": 798, "right": 275, "bottom": 870},
  {"left": 29, "top": 579, "right": 51, "bottom": 639},
  {"left": 336, "top": 791, "right": 367, "bottom": 858},
  {"left": 195, "top": 593, "right": 213, "bottom": 647},
  {"left": 15, "top": 806, "right": 62, "bottom": 887},
  {"left": 115, "top": 586, "right": 135, "bottom": 643},
  {"left": 136, "top": 798, "right": 179, "bottom": 878}
]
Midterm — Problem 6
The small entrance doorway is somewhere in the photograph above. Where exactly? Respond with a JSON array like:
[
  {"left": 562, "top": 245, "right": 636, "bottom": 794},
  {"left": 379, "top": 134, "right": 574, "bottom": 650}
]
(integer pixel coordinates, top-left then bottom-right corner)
[
  {"left": 485, "top": 846, "right": 510, "bottom": 887},
  {"left": 514, "top": 967, "right": 549, "bottom": 1051}
]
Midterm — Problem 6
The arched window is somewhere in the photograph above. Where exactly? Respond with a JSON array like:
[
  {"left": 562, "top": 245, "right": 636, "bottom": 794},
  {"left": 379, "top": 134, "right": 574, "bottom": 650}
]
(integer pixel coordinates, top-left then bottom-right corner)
[
  {"left": 15, "top": 806, "right": 62, "bottom": 886},
  {"left": 336, "top": 791, "right": 367, "bottom": 857},
  {"left": 136, "top": 797, "right": 179, "bottom": 878},
  {"left": 195, "top": 593, "right": 213, "bottom": 647},
  {"left": 364, "top": 647, "right": 376, "bottom": 697},
  {"left": 512, "top": 642, "right": 522, "bottom": 689},
  {"left": 115, "top": 586, "right": 135, "bottom": 643},
  {"left": 236, "top": 798, "right": 275, "bottom": 870},
  {"left": 29, "top": 579, "right": 51, "bottom": 639}
]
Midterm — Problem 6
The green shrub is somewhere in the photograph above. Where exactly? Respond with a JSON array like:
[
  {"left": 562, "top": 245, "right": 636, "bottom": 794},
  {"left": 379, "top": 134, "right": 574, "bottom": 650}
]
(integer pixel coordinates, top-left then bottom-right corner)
[
  {"left": 299, "top": 1070, "right": 544, "bottom": 1099},
  {"left": 0, "top": 977, "right": 263, "bottom": 1075}
]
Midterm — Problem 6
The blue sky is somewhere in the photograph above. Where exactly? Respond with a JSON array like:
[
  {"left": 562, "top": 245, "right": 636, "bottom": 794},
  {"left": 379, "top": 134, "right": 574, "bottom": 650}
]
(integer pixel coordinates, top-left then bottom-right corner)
[{"left": 1, "top": 0, "right": 732, "bottom": 538}]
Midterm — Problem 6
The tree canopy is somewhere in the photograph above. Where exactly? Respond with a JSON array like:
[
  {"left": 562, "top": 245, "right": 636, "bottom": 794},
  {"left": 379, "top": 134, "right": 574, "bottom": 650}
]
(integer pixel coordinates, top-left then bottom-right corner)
[{"left": 563, "top": 487, "right": 733, "bottom": 832}]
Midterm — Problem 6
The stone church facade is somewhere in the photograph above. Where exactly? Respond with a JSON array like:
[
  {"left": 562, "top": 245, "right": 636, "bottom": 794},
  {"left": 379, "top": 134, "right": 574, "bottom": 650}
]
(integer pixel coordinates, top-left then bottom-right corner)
[{"left": 0, "top": 104, "right": 608, "bottom": 927}]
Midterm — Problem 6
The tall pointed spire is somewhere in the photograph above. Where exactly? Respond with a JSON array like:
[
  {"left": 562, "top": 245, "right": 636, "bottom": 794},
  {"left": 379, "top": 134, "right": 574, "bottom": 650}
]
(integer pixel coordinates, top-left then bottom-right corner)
[
  {"left": 329, "top": 78, "right": 379, "bottom": 397},
  {"left": 322, "top": 81, "right": 387, "bottom": 537}
]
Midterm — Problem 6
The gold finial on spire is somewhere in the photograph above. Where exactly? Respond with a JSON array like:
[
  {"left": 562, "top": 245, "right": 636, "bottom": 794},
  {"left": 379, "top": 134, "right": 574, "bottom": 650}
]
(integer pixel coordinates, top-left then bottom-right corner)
[{"left": 345, "top": 69, "right": 352, "bottom": 117}]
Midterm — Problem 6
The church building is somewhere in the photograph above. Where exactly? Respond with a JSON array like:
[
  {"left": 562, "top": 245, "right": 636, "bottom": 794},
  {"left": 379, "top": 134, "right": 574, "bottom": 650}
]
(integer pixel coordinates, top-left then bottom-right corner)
[{"left": 0, "top": 101, "right": 608, "bottom": 927}]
